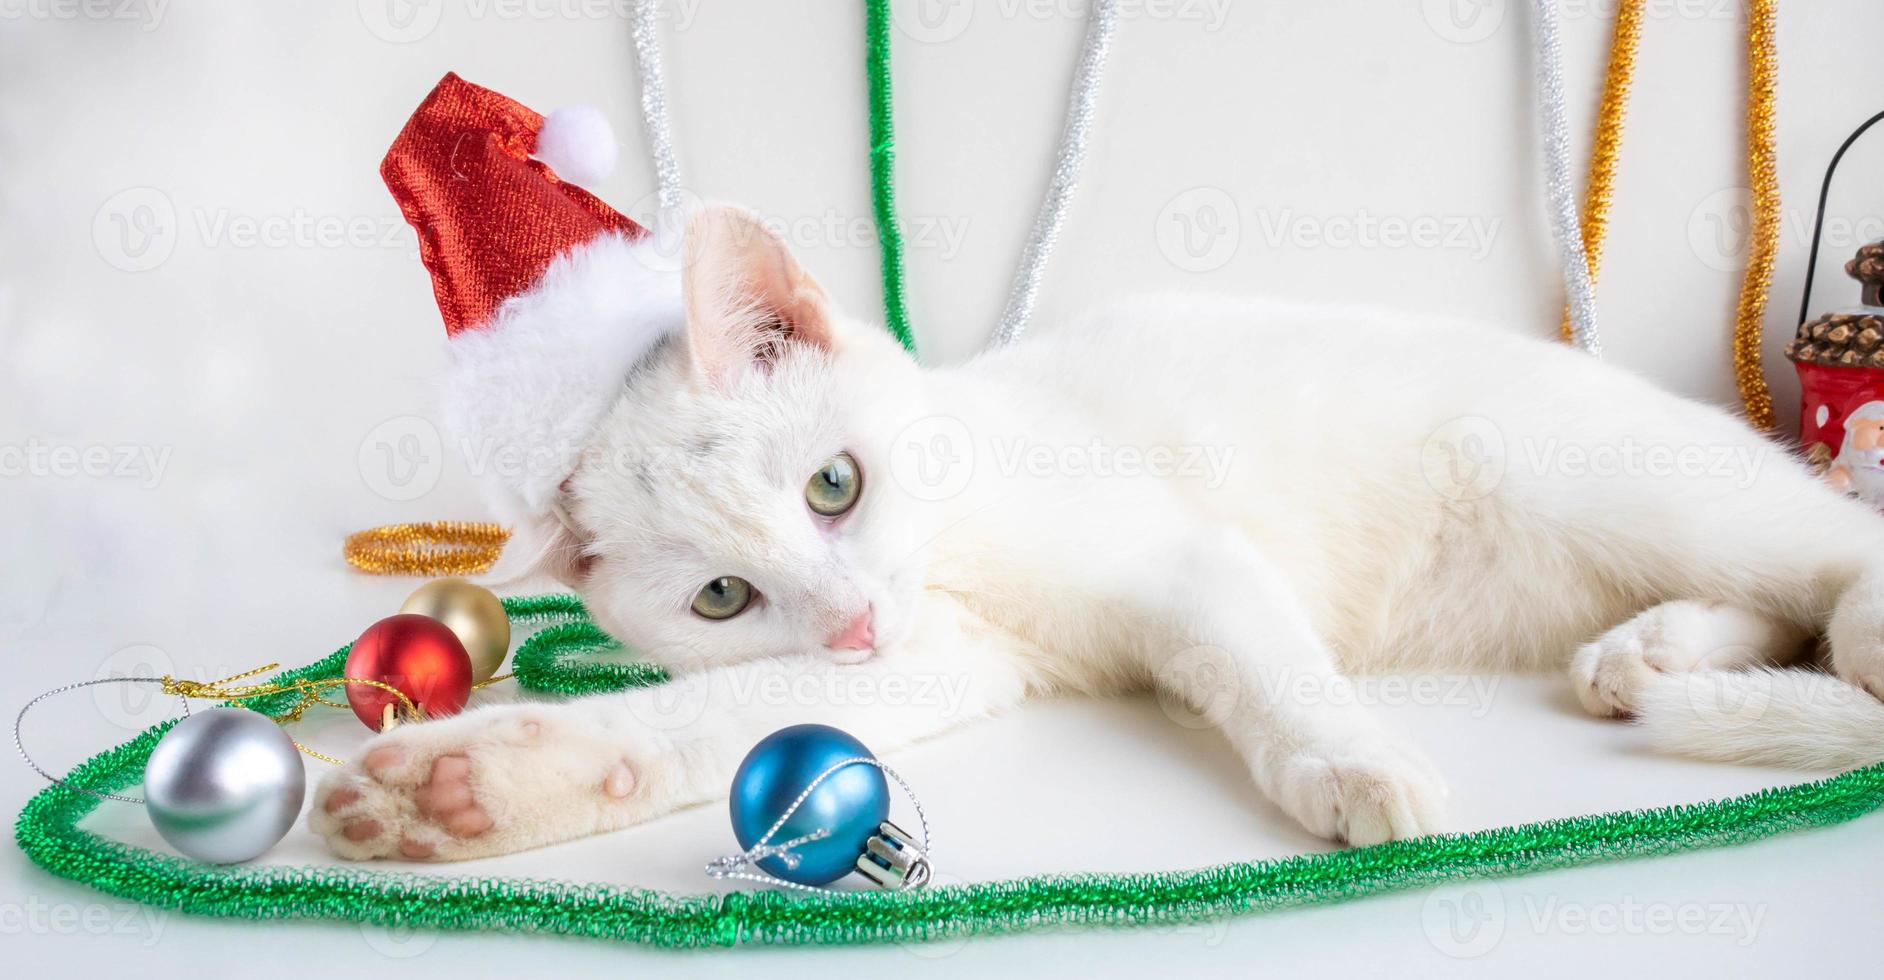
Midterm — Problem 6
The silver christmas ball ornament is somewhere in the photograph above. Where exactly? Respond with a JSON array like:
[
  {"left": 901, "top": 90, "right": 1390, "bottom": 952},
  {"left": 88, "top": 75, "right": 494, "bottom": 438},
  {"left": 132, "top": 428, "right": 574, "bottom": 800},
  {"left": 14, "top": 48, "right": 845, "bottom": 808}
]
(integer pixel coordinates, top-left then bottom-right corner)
[{"left": 143, "top": 707, "right": 306, "bottom": 863}]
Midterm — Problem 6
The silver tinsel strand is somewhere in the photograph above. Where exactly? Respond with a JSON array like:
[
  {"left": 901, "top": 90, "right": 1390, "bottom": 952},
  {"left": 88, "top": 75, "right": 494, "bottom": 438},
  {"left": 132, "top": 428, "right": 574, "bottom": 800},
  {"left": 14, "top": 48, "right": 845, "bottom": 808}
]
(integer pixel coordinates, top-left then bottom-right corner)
[
  {"left": 1529, "top": 0, "right": 1603, "bottom": 356},
  {"left": 986, "top": 0, "right": 1120, "bottom": 350},
  {"left": 631, "top": 0, "right": 685, "bottom": 211}
]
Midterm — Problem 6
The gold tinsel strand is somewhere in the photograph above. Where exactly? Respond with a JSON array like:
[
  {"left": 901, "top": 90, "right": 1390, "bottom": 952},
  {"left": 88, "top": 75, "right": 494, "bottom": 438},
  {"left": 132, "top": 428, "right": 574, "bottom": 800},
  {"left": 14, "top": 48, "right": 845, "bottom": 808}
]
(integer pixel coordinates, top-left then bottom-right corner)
[
  {"left": 157, "top": 663, "right": 421, "bottom": 765},
  {"left": 1733, "top": 0, "right": 1781, "bottom": 430},
  {"left": 343, "top": 521, "right": 510, "bottom": 576},
  {"left": 1559, "top": 0, "right": 1644, "bottom": 343}
]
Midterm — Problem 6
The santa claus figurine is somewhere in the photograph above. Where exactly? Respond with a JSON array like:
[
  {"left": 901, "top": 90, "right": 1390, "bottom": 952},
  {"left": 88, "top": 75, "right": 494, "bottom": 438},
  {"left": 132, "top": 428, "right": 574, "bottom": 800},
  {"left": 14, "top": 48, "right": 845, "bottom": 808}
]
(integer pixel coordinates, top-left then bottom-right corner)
[
  {"left": 1787, "top": 239, "right": 1884, "bottom": 509},
  {"left": 1828, "top": 400, "right": 1884, "bottom": 501}
]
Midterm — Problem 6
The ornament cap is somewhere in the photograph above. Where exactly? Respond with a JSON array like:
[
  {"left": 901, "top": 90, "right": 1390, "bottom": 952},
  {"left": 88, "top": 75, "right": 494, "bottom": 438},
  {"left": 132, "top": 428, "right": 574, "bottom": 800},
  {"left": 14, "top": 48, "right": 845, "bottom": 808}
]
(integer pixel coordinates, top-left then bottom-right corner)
[{"left": 855, "top": 819, "right": 931, "bottom": 889}]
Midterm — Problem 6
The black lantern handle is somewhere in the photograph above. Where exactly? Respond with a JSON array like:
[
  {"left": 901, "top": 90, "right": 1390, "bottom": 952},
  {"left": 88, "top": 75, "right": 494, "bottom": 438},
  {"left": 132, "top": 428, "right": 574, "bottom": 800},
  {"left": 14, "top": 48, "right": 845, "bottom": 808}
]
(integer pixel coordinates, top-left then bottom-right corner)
[{"left": 1798, "top": 110, "right": 1884, "bottom": 328}]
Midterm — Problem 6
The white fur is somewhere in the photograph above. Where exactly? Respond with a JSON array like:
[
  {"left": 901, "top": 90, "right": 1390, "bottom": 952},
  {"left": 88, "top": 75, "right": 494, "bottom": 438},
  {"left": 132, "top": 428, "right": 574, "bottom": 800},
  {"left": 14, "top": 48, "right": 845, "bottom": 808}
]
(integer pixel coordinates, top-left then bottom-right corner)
[
  {"left": 1634, "top": 668, "right": 1884, "bottom": 771},
  {"left": 442, "top": 231, "right": 681, "bottom": 518},
  {"left": 317, "top": 207, "right": 1884, "bottom": 863},
  {"left": 1569, "top": 600, "right": 1812, "bottom": 717},
  {"left": 533, "top": 106, "right": 617, "bottom": 186}
]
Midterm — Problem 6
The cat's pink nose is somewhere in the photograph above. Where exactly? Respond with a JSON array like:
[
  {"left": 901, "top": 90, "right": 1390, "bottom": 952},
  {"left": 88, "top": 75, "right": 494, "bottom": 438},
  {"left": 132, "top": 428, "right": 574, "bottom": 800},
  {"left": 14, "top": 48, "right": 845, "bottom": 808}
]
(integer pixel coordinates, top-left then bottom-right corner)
[{"left": 825, "top": 606, "right": 876, "bottom": 652}]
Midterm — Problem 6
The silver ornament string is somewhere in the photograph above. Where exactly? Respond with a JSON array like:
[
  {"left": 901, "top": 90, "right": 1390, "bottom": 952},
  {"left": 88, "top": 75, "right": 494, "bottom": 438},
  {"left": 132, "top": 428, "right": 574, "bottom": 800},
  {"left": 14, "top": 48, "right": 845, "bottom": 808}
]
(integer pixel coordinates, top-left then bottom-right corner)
[
  {"left": 1529, "top": 0, "right": 1603, "bottom": 357},
  {"left": 986, "top": 0, "right": 1120, "bottom": 350},
  {"left": 704, "top": 756, "right": 933, "bottom": 894},
  {"left": 14, "top": 676, "right": 193, "bottom": 805},
  {"left": 630, "top": 0, "right": 685, "bottom": 211}
]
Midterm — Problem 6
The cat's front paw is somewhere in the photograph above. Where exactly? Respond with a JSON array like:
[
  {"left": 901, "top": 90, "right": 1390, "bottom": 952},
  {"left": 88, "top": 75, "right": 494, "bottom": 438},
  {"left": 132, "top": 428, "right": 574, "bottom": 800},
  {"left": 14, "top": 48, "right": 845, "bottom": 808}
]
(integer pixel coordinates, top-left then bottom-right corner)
[
  {"left": 308, "top": 703, "right": 670, "bottom": 861},
  {"left": 1265, "top": 736, "right": 1448, "bottom": 846}
]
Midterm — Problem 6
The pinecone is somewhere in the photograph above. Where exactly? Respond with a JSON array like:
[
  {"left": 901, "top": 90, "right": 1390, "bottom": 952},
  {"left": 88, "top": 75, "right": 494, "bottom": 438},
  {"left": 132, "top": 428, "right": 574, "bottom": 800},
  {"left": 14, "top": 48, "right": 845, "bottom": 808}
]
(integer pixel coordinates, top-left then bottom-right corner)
[
  {"left": 1786, "top": 311, "right": 1884, "bottom": 367},
  {"left": 1789, "top": 240, "right": 1884, "bottom": 366},
  {"left": 1845, "top": 240, "right": 1884, "bottom": 306}
]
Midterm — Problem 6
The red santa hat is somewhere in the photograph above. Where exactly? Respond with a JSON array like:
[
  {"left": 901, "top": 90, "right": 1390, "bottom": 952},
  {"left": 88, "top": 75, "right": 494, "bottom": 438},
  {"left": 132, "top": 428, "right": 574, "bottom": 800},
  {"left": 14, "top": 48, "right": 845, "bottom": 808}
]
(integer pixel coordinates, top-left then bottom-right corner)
[{"left": 382, "top": 73, "right": 681, "bottom": 520}]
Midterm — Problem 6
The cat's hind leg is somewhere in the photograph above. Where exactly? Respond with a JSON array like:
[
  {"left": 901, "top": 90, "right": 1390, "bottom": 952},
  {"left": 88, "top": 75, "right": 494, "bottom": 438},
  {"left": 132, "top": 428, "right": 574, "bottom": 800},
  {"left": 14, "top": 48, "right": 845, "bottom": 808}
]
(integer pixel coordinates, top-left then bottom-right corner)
[
  {"left": 1622, "top": 561, "right": 1884, "bottom": 770},
  {"left": 1568, "top": 483, "right": 1884, "bottom": 769},
  {"left": 1570, "top": 601, "right": 1812, "bottom": 718}
]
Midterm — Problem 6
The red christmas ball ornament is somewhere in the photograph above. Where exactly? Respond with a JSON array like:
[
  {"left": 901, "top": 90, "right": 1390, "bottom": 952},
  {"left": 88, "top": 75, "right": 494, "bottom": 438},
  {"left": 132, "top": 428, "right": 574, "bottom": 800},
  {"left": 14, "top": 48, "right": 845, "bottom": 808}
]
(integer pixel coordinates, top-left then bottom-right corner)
[{"left": 345, "top": 614, "right": 473, "bottom": 731}]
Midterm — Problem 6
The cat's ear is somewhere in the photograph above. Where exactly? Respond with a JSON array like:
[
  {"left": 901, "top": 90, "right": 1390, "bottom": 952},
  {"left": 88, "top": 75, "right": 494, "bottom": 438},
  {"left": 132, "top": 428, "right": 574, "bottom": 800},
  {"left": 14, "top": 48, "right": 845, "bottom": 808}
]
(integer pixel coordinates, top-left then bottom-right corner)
[
  {"left": 681, "top": 204, "right": 837, "bottom": 384},
  {"left": 479, "top": 507, "right": 594, "bottom": 589}
]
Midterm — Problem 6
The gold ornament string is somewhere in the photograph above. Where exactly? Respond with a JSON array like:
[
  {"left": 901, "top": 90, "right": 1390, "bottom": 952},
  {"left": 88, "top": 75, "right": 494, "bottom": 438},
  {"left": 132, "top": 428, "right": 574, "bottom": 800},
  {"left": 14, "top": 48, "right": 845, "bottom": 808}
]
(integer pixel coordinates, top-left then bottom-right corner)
[
  {"left": 21, "top": 659, "right": 519, "bottom": 790},
  {"left": 157, "top": 663, "right": 425, "bottom": 765},
  {"left": 1559, "top": 0, "right": 1645, "bottom": 344},
  {"left": 175, "top": 664, "right": 514, "bottom": 761},
  {"left": 343, "top": 521, "right": 509, "bottom": 576},
  {"left": 157, "top": 662, "right": 509, "bottom": 767},
  {"left": 1733, "top": 0, "right": 1781, "bottom": 430},
  {"left": 13, "top": 663, "right": 427, "bottom": 796}
]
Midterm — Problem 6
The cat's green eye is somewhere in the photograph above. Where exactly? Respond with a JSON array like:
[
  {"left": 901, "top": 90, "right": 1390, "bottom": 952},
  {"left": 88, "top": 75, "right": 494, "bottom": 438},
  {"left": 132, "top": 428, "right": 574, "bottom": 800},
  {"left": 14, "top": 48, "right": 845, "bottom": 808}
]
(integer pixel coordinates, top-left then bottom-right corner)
[
  {"left": 805, "top": 452, "right": 862, "bottom": 517},
  {"left": 691, "top": 576, "right": 753, "bottom": 620}
]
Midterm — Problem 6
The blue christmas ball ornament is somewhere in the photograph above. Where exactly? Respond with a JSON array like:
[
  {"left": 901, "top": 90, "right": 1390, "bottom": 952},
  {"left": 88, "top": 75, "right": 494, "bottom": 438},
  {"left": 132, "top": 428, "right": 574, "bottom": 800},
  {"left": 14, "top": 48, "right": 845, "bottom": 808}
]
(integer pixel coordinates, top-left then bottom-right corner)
[{"left": 729, "top": 724, "right": 889, "bottom": 886}]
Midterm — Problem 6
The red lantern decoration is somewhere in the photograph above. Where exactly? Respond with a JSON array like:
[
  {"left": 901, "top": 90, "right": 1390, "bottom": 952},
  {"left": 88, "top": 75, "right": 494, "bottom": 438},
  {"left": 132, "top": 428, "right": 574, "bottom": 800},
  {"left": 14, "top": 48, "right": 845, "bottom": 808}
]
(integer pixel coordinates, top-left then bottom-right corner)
[
  {"left": 1787, "top": 240, "right": 1884, "bottom": 508},
  {"left": 1786, "top": 114, "right": 1884, "bottom": 509},
  {"left": 345, "top": 614, "right": 473, "bottom": 731}
]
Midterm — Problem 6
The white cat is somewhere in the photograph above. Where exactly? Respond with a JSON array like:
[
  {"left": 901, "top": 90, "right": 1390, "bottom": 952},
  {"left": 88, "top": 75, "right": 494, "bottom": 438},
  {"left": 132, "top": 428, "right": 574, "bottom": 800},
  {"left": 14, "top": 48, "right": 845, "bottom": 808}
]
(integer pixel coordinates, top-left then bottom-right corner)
[{"left": 312, "top": 205, "right": 1884, "bottom": 862}]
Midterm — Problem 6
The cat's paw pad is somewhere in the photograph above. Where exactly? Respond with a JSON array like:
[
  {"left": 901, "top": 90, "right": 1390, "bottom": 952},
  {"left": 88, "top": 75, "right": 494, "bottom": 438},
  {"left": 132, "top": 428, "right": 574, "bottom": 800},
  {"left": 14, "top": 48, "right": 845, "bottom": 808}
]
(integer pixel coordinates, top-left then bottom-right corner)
[
  {"left": 1271, "top": 740, "right": 1447, "bottom": 847},
  {"left": 308, "top": 708, "right": 649, "bottom": 862}
]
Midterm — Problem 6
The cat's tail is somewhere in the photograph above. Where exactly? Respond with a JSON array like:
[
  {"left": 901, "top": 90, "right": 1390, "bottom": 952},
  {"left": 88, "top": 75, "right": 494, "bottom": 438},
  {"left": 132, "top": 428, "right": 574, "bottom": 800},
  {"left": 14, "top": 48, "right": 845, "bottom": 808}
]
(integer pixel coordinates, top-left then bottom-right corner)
[{"left": 1632, "top": 668, "right": 1884, "bottom": 771}]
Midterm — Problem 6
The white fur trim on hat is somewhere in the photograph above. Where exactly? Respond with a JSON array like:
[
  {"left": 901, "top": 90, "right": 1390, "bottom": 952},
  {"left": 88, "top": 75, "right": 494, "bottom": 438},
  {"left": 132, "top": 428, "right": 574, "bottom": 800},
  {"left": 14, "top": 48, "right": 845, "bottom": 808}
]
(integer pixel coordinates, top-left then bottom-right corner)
[{"left": 442, "top": 230, "right": 682, "bottom": 519}]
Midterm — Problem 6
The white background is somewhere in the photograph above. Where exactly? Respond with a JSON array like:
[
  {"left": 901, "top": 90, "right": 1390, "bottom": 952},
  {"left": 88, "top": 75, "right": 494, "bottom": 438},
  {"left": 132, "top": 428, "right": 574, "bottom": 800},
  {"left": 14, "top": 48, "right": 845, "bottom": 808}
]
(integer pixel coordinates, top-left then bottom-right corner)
[{"left": 5, "top": 0, "right": 1884, "bottom": 976}]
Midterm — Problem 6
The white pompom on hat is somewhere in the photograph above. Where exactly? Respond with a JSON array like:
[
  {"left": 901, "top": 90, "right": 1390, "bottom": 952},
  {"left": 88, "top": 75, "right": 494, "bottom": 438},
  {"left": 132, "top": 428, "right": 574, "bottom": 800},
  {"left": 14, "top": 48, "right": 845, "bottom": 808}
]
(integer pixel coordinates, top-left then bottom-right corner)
[{"left": 534, "top": 106, "right": 621, "bottom": 187}]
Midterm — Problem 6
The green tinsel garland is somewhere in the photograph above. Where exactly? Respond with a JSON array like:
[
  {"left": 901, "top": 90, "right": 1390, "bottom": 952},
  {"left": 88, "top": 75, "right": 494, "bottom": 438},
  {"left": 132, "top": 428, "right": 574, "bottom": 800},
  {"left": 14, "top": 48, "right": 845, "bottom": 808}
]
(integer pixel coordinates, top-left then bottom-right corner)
[
  {"left": 865, "top": 0, "right": 917, "bottom": 356},
  {"left": 15, "top": 592, "right": 1884, "bottom": 949}
]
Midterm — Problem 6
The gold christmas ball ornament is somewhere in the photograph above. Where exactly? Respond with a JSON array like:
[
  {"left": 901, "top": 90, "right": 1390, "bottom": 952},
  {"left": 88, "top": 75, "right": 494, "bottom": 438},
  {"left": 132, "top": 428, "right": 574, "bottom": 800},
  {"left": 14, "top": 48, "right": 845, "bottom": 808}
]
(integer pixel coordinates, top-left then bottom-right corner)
[{"left": 399, "top": 578, "right": 510, "bottom": 683}]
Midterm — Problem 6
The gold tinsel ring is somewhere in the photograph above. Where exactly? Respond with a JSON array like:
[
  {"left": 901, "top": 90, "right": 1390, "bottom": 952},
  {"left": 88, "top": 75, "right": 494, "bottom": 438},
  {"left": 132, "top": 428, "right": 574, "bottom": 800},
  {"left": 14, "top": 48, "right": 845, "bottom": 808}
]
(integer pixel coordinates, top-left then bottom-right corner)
[{"left": 343, "top": 521, "right": 510, "bottom": 576}]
